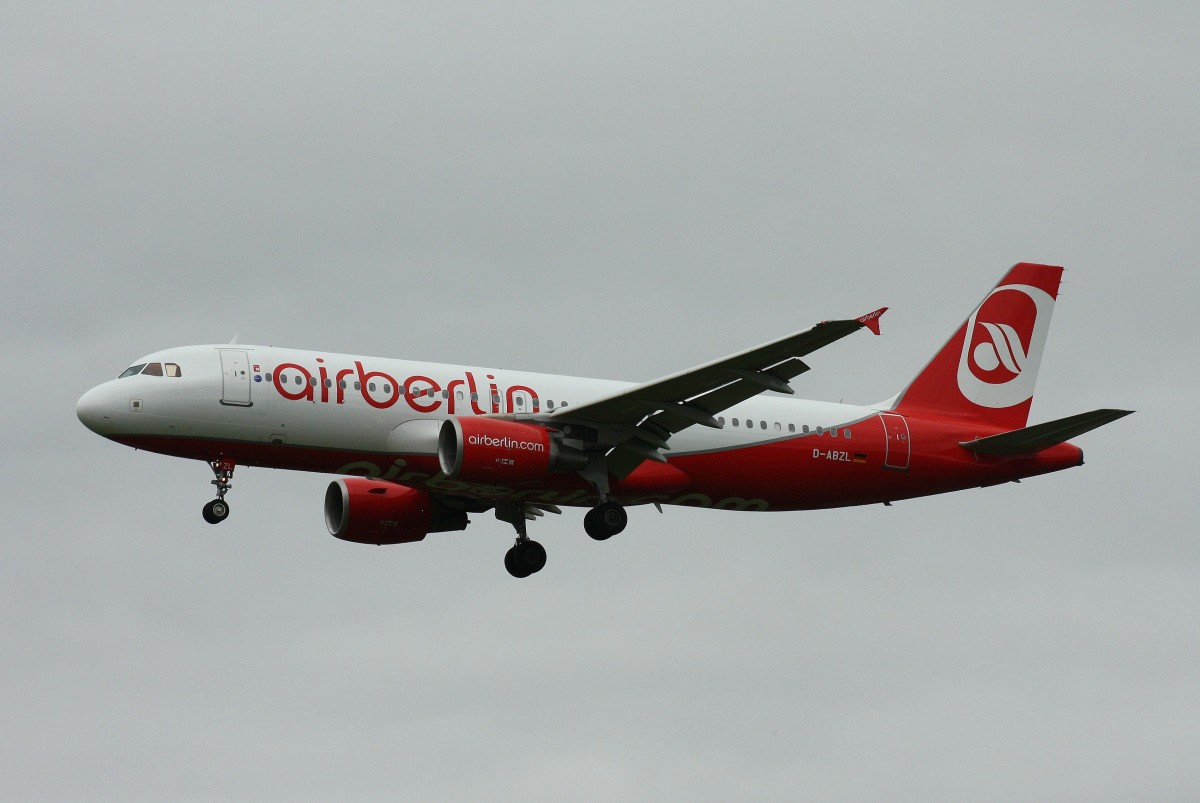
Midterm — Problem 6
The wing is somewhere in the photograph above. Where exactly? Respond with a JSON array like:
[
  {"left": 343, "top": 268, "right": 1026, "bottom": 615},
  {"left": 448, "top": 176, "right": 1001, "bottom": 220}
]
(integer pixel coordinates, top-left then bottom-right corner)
[{"left": 540, "top": 308, "right": 887, "bottom": 478}]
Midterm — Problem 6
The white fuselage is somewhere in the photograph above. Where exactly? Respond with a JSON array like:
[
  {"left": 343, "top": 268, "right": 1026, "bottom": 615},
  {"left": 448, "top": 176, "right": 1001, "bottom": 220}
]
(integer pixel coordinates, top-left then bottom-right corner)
[{"left": 77, "top": 344, "right": 881, "bottom": 473}]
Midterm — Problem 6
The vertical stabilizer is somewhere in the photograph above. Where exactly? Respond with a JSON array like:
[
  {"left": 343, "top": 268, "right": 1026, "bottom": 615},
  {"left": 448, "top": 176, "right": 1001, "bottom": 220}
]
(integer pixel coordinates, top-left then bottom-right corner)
[{"left": 892, "top": 263, "right": 1063, "bottom": 430}]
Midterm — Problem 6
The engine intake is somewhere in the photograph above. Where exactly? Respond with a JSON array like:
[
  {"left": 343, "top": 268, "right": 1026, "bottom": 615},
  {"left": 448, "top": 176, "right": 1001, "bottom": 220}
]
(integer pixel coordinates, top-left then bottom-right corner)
[{"left": 438, "top": 417, "right": 587, "bottom": 483}]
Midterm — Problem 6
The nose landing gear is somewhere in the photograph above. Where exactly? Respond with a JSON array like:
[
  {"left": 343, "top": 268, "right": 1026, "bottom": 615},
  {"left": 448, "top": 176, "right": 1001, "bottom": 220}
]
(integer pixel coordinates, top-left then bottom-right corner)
[{"left": 203, "top": 458, "right": 235, "bottom": 524}]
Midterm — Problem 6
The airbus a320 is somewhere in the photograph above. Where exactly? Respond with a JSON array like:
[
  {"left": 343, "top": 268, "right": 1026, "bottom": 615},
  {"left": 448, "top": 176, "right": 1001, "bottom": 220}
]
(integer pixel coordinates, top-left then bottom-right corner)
[{"left": 77, "top": 263, "right": 1131, "bottom": 577}]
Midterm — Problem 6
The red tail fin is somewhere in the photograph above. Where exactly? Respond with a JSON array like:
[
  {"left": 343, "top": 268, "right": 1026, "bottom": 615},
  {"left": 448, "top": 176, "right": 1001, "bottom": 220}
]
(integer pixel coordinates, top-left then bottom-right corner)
[{"left": 892, "top": 263, "right": 1063, "bottom": 430}]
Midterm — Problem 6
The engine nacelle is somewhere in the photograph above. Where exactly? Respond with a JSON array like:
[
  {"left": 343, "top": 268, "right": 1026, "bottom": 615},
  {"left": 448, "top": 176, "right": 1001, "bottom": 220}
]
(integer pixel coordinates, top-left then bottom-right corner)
[
  {"left": 438, "top": 417, "right": 587, "bottom": 483},
  {"left": 324, "top": 478, "right": 467, "bottom": 545}
]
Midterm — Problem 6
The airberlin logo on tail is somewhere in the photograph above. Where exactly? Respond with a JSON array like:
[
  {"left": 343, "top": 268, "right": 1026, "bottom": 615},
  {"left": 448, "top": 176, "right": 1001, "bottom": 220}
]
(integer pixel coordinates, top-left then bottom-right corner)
[
  {"left": 956, "top": 283, "right": 1055, "bottom": 409},
  {"left": 972, "top": 322, "right": 1028, "bottom": 381}
]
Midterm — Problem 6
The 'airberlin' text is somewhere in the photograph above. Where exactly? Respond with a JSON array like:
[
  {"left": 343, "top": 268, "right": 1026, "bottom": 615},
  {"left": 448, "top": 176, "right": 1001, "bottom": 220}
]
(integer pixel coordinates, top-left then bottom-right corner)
[{"left": 267, "top": 359, "right": 542, "bottom": 415}]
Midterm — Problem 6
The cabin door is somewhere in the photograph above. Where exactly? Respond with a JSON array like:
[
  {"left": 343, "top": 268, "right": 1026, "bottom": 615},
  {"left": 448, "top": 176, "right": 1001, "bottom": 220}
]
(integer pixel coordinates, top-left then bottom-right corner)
[
  {"left": 219, "top": 349, "right": 252, "bottom": 407},
  {"left": 879, "top": 413, "right": 910, "bottom": 470}
]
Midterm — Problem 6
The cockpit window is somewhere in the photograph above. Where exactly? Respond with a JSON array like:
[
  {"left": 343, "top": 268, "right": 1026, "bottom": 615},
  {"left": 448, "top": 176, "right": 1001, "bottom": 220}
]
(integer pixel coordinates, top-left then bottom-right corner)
[{"left": 118, "top": 362, "right": 182, "bottom": 378}]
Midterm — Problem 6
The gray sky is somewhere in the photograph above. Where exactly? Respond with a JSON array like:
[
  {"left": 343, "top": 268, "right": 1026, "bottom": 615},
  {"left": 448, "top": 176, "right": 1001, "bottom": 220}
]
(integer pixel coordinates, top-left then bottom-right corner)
[{"left": 3, "top": 2, "right": 1197, "bottom": 800}]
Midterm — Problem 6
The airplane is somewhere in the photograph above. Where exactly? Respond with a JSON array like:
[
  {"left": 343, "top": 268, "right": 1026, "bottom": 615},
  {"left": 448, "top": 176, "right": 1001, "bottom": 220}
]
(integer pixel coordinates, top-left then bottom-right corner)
[{"left": 76, "top": 263, "right": 1131, "bottom": 577}]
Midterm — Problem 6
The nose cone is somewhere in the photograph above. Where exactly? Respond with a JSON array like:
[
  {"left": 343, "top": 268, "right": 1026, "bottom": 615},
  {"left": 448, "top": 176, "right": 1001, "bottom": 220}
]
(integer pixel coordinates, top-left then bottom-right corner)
[{"left": 77, "top": 384, "right": 115, "bottom": 435}]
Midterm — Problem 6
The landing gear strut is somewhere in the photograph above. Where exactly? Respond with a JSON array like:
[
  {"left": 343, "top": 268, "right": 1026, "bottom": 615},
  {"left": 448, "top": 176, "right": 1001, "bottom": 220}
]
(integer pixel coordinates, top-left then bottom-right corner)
[
  {"left": 203, "top": 458, "right": 235, "bottom": 524},
  {"left": 496, "top": 502, "right": 548, "bottom": 578},
  {"left": 584, "top": 501, "right": 627, "bottom": 540}
]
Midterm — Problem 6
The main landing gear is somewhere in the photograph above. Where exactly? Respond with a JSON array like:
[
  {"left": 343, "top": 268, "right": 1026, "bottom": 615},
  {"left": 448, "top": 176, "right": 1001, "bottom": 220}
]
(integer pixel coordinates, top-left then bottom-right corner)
[
  {"left": 496, "top": 502, "right": 550, "bottom": 578},
  {"left": 578, "top": 456, "right": 628, "bottom": 542},
  {"left": 583, "top": 501, "right": 628, "bottom": 541},
  {"left": 504, "top": 539, "right": 547, "bottom": 579},
  {"left": 202, "top": 458, "right": 235, "bottom": 524},
  {"left": 494, "top": 496, "right": 628, "bottom": 578}
]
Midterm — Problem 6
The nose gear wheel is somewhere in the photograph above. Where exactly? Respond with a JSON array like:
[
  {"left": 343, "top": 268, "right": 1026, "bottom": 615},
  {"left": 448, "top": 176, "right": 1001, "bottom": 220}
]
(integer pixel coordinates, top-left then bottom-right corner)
[{"left": 202, "top": 499, "right": 229, "bottom": 524}]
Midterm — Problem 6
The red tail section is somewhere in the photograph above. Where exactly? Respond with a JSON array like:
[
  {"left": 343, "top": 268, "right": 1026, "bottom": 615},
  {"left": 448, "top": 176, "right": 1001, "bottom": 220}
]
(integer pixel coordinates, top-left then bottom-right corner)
[{"left": 892, "top": 263, "right": 1064, "bottom": 430}]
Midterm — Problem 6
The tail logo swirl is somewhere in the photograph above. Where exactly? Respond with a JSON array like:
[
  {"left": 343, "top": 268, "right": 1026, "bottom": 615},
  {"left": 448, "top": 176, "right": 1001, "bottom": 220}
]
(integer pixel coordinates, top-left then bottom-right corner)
[
  {"left": 971, "top": 322, "right": 1027, "bottom": 381},
  {"left": 956, "top": 284, "right": 1054, "bottom": 408}
]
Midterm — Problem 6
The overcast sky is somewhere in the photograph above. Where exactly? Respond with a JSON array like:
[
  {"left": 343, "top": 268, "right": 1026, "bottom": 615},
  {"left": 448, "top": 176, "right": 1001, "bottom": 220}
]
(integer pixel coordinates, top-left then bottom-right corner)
[{"left": 3, "top": 2, "right": 1197, "bottom": 800}]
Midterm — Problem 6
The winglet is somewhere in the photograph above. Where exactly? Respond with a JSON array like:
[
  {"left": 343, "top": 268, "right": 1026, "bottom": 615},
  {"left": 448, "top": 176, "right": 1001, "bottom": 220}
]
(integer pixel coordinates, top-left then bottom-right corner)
[{"left": 856, "top": 307, "right": 887, "bottom": 336}]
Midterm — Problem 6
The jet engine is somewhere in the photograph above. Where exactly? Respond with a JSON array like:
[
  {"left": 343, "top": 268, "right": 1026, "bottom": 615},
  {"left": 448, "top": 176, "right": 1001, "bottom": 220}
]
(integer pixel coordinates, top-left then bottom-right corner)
[
  {"left": 438, "top": 417, "right": 587, "bottom": 483},
  {"left": 324, "top": 478, "right": 467, "bottom": 544}
]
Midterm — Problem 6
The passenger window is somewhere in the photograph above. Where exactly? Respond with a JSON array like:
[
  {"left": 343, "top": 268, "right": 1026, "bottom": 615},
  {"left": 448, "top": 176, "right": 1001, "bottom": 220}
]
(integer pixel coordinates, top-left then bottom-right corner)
[
  {"left": 844, "top": 429, "right": 852, "bottom": 438},
  {"left": 775, "top": 422, "right": 781, "bottom": 432},
  {"left": 732, "top": 418, "right": 739, "bottom": 427},
  {"left": 831, "top": 428, "right": 838, "bottom": 438},
  {"left": 369, "top": 383, "right": 376, "bottom": 392},
  {"left": 294, "top": 376, "right": 303, "bottom": 386},
  {"left": 309, "top": 377, "right": 317, "bottom": 386},
  {"left": 165, "top": 363, "right": 182, "bottom": 377},
  {"left": 746, "top": 419, "right": 754, "bottom": 429},
  {"left": 788, "top": 424, "right": 796, "bottom": 433},
  {"left": 718, "top": 416, "right": 725, "bottom": 426},
  {"left": 547, "top": 400, "right": 555, "bottom": 409},
  {"left": 516, "top": 397, "right": 524, "bottom": 406},
  {"left": 118, "top": 364, "right": 146, "bottom": 378},
  {"left": 760, "top": 421, "right": 767, "bottom": 430},
  {"left": 265, "top": 373, "right": 273, "bottom": 383},
  {"left": 560, "top": 401, "right": 568, "bottom": 408},
  {"left": 354, "top": 382, "right": 361, "bottom": 391},
  {"left": 338, "top": 380, "right": 346, "bottom": 389},
  {"left": 324, "top": 379, "right": 333, "bottom": 388},
  {"left": 383, "top": 384, "right": 391, "bottom": 393}
]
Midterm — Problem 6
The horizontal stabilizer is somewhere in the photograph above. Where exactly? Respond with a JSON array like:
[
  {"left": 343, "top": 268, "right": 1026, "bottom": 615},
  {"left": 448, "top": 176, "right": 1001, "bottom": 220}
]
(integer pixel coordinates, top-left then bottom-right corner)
[{"left": 960, "top": 409, "right": 1133, "bottom": 455}]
